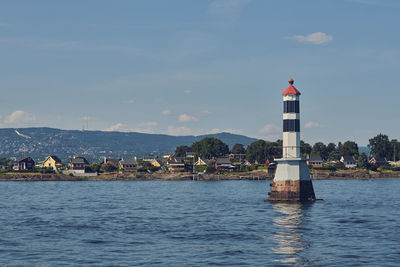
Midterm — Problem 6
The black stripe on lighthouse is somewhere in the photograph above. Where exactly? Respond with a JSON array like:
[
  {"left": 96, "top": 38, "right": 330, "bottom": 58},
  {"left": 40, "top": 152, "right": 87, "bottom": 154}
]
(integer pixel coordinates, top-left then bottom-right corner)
[
  {"left": 283, "top": 100, "right": 299, "bottom": 113},
  {"left": 283, "top": 119, "right": 300, "bottom": 132}
]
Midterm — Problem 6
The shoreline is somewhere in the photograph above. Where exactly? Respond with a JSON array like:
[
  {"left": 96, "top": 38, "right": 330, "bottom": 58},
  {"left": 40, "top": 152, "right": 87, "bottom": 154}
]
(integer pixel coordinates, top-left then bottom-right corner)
[{"left": 1, "top": 169, "right": 400, "bottom": 181}]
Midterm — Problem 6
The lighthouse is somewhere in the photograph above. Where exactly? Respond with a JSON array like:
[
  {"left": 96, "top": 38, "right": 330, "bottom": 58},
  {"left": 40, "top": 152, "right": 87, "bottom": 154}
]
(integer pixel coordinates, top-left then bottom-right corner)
[{"left": 268, "top": 78, "right": 316, "bottom": 202}]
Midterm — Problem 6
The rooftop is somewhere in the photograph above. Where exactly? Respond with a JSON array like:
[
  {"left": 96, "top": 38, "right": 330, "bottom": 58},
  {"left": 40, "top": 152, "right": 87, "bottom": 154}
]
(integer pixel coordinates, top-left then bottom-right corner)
[{"left": 282, "top": 78, "right": 301, "bottom": 96}]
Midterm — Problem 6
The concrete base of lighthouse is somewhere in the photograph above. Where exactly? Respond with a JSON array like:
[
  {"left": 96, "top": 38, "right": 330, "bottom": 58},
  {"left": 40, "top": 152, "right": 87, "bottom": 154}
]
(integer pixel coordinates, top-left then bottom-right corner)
[{"left": 268, "top": 158, "right": 316, "bottom": 202}]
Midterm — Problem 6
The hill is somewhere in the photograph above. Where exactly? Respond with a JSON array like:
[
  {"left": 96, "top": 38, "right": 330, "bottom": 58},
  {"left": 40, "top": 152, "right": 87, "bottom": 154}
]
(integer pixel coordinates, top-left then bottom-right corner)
[{"left": 0, "top": 127, "right": 258, "bottom": 162}]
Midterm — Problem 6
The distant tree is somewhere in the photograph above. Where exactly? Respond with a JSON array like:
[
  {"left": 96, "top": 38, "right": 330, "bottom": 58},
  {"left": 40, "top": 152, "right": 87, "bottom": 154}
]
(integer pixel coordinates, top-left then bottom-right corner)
[
  {"left": 333, "top": 161, "right": 346, "bottom": 170},
  {"left": 0, "top": 157, "right": 13, "bottom": 168},
  {"left": 326, "top": 142, "right": 339, "bottom": 161},
  {"left": 101, "top": 164, "right": 118, "bottom": 172},
  {"left": 86, "top": 163, "right": 101, "bottom": 173},
  {"left": 339, "top": 141, "right": 359, "bottom": 159},
  {"left": 231, "top": 144, "right": 245, "bottom": 154},
  {"left": 300, "top": 141, "right": 312, "bottom": 158},
  {"left": 368, "top": 134, "right": 391, "bottom": 159},
  {"left": 390, "top": 139, "right": 400, "bottom": 162},
  {"left": 312, "top": 142, "right": 328, "bottom": 160},
  {"left": 246, "top": 140, "right": 267, "bottom": 163},
  {"left": 357, "top": 152, "right": 369, "bottom": 169},
  {"left": 190, "top": 137, "right": 229, "bottom": 159},
  {"left": 174, "top": 145, "right": 191, "bottom": 157},
  {"left": 265, "top": 141, "right": 282, "bottom": 159}
]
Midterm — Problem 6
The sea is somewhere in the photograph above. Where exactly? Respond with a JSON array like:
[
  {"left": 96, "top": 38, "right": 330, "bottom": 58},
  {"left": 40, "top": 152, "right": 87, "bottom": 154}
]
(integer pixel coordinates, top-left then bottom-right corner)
[{"left": 0, "top": 179, "right": 399, "bottom": 266}]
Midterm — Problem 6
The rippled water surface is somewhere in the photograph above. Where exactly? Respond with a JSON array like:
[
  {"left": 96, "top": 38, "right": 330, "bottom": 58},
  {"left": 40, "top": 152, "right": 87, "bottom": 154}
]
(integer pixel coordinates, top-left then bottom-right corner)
[{"left": 1, "top": 180, "right": 400, "bottom": 266}]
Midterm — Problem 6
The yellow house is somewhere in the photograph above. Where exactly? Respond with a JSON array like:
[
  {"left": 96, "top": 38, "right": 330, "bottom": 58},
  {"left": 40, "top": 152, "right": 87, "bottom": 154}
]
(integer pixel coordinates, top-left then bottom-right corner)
[
  {"left": 151, "top": 159, "right": 163, "bottom": 168},
  {"left": 42, "top": 156, "right": 62, "bottom": 171},
  {"left": 167, "top": 157, "right": 185, "bottom": 173},
  {"left": 194, "top": 157, "right": 207, "bottom": 166}
]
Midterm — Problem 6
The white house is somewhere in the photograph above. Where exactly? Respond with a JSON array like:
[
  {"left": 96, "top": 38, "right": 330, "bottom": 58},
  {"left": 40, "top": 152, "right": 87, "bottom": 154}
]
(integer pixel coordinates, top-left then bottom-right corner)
[{"left": 340, "top": 155, "right": 357, "bottom": 169}]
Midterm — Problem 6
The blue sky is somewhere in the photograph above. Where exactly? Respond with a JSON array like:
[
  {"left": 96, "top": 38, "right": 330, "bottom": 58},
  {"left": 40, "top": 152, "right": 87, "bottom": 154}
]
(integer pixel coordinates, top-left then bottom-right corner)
[{"left": 0, "top": 0, "right": 399, "bottom": 146}]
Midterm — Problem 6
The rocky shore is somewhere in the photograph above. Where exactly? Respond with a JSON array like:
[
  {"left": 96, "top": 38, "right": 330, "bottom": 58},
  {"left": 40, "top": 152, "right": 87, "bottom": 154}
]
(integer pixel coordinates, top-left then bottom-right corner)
[{"left": 1, "top": 169, "right": 400, "bottom": 181}]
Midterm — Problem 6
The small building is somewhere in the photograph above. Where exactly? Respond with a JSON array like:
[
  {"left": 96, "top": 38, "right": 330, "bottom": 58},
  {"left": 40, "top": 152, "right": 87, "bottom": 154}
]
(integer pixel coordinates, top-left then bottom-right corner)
[
  {"left": 150, "top": 159, "right": 163, "bottom": 168},
  {"left": 229, "top": 153, "right": 246, "bottom": 160},
  {"left": 308, "top": 154, "right": 324, "bottom": 168},
  {"left": 143, "top": 155, "right": 156, "bottom": 162},
  {"left": 265, "top": 157, "right": 276, "bottom": 167},
  {"left": 13, "top": 157, "right": 35, "bottom": 171},
  {"left": 369, "top": 157, "right": 388, "bottom": 166},
  {"left": 194, "top": 157, "right": 208, "bottom": 166},
  {"left": 42, "top": 156, "right": 62, "bottom": 171},
  {"left": 185, "top": 152, "right": 195, "bottom": 158},
  {"left": 340, "top": 155, "right": 357, "bottom": 169},
  {"left": 389, "top": 160, "right": 400, "bottom": 167},
  {"left": 167, "top": 157, "right": 185, "bottom": 172},
  {"left": 69, "top": 156, "right": 89, "bottom": 173},
  {"left": 102, "top": 157, "right": 118, "bottom": 167},
  {"left": 215, "top": 157, "right": 236, "bottom": 170},
  {"left": 119, "top": 158, "right": 139, "bottom": 172},
  {"left": 162, "top": 154, "right": 172, "bottom": 160}
]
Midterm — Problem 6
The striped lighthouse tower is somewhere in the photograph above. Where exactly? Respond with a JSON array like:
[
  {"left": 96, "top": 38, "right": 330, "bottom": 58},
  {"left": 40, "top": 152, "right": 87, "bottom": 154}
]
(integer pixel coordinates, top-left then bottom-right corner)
[{"left": 268, "top": 78, "right": 316, "bottom": 202}]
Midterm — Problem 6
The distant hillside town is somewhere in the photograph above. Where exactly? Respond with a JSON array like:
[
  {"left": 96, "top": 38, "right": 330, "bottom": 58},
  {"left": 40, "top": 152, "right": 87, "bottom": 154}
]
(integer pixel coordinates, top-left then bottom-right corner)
[
  {"left": 0, "top": 134, "right": 399, "bottom": 177},
  {"left": 0, "top": 127, "right": 257, "bottom": 162}
]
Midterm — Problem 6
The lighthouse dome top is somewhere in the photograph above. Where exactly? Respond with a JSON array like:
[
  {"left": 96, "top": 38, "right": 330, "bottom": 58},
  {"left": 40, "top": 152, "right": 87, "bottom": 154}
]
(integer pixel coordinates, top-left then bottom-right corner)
[{"left": 282, "top": 78, "right": 301, "bottom": 96}]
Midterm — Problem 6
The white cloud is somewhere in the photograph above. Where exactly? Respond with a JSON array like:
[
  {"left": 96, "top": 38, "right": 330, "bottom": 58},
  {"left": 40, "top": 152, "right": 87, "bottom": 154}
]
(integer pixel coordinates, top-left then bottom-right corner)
[
  {"left": 207, "top": 128, "right": 221, "bottom": 134},
  {"left": 105, "top": 123, "right": 127, "bottom": 132},
  {"left": 305, "top": 121, "right": 322, "bottom": 128},
  {"left": 260, "top": 124, "right": 280, "bottom": 133},
  {"left": 262, "top": 134, "right": 281, "bottom": 141},
  {"left": 162, "top": 109, "right": 172, "bottom": 116},
  {"left": 166, "top": 126, "right": 192, "bottom": 136},
  {"left": 80, "top": 116, "right": 93, "bottom": 121},
  {"left": 197, "top": 110, "right": 212, "bottom": 117},
  {"left": 132, "top": 121, "right": 158, "bottom": 133},
  {"left": 139, "top": 121, "right": 157, "bottom": 128},
  {"left": 122, "top": 99, "right": 134, "bottom": 104},
  {"left": 178, "top": 114, "right": 199, "bottom": 123},
  {"left": 201, "top": 127, "right": 242, "bottom": 135},
  {"left": 184, "top": 89, "right": 192, "bottom": 94},
  {"left": 287, "top": 32, "right": 333, "bottom": 45},
  {"left": 4, "top": 110, "right": 36, "bottom": 124},
  {"left": 223, "top": 128, "right": 243, "bottom": 134}
]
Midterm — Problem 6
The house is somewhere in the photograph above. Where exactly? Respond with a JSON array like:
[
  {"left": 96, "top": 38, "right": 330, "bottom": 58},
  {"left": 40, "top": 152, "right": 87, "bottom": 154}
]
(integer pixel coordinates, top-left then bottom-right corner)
[
  {"left": 166, "top": 157, "right": 185, "bottom": 172},
  {"left": 369, "top": 157, "right": 388, "bottom": 166},
  {"left": 340, "top": 155, "right": 357, "bottom": 169},
  {"left": 215, "top": 157, "right": 236, "bottom": 170},
  {"left": 228, "top": 153, "right": 246, "bottom": 160},
  {"left": 389, "top": 160, "right": 400, "bottom": 166},
  {"left": 102, "top": 157, "right": 118, "bottom": 167},
  {"left": 119, "top": 158, "right": 139, "bottom": 171},
  {"left": 185, "top": 152, "right": 195, "bottom": 158},
  {"left": 143, "top": 155, "right": 156, "bottom": 162},
  {"left": 265, "top": 157, "right": 276, "bottom": 167},
  {"left": 150, "top": 159, "right": 163, "bottom": 168},
  {"left": 308, "top": 154, "right": 324, "bottom": 168},
  {"left": 69, "top": 156, "right": 89, "bottom": 173},
  {"left": 162, "top": 154, "right": 172, "bottom": 160},
  {"left": 42, "top": 156, "right": 62, "bottom": 171},
  {"left": 13, "top": 157, "right": 35, "bottom": 171},
  {"left": 194, "top": 157, "right": 208, "bottom": 166}
]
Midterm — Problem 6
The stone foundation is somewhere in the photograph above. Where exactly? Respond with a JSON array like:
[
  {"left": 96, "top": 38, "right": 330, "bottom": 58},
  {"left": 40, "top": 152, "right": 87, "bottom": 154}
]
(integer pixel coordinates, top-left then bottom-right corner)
[{"left": 268, "top": 179, "right": 316, "bottom": 202}]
